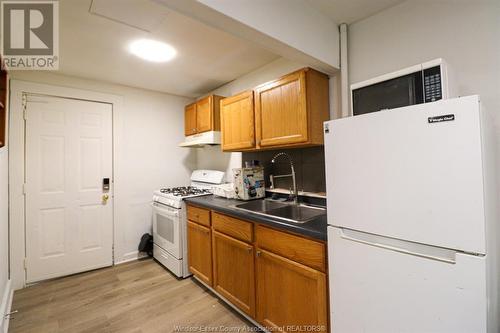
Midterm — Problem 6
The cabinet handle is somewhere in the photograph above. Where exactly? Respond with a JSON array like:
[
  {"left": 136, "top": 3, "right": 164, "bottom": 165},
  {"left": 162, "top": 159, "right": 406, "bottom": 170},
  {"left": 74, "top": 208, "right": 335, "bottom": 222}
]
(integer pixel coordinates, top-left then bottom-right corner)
[
  {"left": 247, "top": 247, "right": 252, "bottom": 253},
  {"left": 256, "top": 250, "right": 261, "bottom": 257}
]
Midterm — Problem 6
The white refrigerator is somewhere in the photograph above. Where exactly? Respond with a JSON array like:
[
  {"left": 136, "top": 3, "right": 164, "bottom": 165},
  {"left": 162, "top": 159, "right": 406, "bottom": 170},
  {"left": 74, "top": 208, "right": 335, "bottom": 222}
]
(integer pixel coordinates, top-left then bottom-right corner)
[{"left": 324, "top": 95, "right": 499, "bottom": 333}]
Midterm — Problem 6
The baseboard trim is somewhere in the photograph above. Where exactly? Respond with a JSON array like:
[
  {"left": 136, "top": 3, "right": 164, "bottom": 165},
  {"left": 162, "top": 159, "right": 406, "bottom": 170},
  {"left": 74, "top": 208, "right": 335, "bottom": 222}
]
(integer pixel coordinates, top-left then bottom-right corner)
[
  {"left": 0, "top": 279, "right": 13, "bottom": 333},
  {"left": 115, "top": 251, "right": 149, "bottom": 265}
]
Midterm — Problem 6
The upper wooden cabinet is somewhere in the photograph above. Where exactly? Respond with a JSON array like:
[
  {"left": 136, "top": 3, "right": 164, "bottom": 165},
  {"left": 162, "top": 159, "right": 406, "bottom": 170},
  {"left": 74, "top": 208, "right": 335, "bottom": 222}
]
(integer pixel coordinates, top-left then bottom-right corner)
[
  {"left": 220, "top": 68, "right": 329, "bottom": 152},
  {"left": 184, "top": 95, "right": 224, "bottom": 136},
  {"left": 255, "top": 68, "right": 329, "bottom": 148},
  {"left": 184, "top": 103, "right": 197, "bottom": 136},
  {"left": 220, "top": 91, "right": 255, "bottom": 151},
  {"left": 196, "top": 95, "right": 214, "bottom": 133},
  {"left": 255, "top": 70, "right": 308, "bottom": 147}
]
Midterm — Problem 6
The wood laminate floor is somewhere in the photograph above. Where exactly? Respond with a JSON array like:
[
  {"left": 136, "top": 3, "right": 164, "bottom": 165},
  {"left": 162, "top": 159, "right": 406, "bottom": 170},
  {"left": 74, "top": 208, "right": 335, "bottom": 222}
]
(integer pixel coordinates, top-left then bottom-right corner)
[{"left": 9, "top": 259, "right": 252, "bottom": 333}]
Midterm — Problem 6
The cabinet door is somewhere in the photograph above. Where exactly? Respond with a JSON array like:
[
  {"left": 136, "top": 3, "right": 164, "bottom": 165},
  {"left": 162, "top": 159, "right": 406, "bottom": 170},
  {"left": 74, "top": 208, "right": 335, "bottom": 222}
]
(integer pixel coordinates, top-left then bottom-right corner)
[
  {"left": 196, "top": 96, "right": 212, "bottom": 133},
  {"left": 220, "top": 91, "right": 255, "bottom": 151},
  {"left": 184, "top": 103, "right": 197, "bottom": 136},
  {"left": 212, "top": 231, "right": 256, "bottom": 317},
  {"left": 254, "top": 70, "right": 308, "bottom": 147},
  {"left": 256, "top": 249, "right": 328, "bottom": 332},
  {"left": 187, "top": 221, "right": 213, "bottom": 286}
]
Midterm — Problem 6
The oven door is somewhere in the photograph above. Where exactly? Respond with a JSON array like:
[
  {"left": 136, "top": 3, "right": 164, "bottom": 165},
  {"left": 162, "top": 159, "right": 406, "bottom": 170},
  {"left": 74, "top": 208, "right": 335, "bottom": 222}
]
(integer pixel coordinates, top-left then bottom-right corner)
[{"left": 152, "top": 202, "right": 182, "bottom": 259}]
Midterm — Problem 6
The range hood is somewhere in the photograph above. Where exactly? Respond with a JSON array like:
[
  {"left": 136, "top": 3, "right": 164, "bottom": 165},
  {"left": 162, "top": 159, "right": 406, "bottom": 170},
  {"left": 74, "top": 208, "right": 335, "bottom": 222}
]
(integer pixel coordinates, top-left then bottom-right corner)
[{"left": 179, "top": 131, "right": 221, "bottom": 148}]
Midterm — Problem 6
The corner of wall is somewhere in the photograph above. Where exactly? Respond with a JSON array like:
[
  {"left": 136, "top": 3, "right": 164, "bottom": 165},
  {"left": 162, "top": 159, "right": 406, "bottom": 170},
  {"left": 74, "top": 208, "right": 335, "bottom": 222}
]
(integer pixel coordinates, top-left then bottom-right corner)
[{"left": 0, "top": 279, "right": 13, "bottom": 333}]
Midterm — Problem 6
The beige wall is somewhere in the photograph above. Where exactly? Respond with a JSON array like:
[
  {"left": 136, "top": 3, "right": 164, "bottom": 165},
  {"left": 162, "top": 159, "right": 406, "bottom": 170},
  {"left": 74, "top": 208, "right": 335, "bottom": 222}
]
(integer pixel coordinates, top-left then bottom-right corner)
[
  {"left": 198, "top": 0, "right": 340, "bottom": 69},
  {"left": 8, "top": 72, "right": 195, "bottom": 269},
  {"left": 348, "top": 0, "right": 500, "bottom": 116},
  {"left": 347, "top": 0, "right": 500, "bottom": 218}
]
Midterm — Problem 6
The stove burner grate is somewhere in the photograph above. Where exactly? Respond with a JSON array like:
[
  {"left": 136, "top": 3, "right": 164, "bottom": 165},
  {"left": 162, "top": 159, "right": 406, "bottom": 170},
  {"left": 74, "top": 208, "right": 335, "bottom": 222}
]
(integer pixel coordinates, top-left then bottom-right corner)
[{"left": 159, "top": 186, "right": 211, "bottom": 197}]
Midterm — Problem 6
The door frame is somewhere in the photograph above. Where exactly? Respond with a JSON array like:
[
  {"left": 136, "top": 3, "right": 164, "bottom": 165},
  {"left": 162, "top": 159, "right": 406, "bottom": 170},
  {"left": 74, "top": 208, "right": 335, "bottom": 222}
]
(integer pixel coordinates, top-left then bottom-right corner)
[{"left": 9, "top": 80, "right": 123, "bottom": 289}]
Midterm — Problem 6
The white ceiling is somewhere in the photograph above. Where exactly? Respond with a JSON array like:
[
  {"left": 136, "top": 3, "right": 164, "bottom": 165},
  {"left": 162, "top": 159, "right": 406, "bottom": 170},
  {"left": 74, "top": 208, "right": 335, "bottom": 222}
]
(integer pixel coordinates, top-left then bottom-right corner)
[
  {"left": 58, "top": 0, "right": 279, "bottom": 97},
  {"left": 57, "top": 0, "right": 405, "bottom": 97},
  {"left": 306, "top": 0, "right": 406, "bottom": 24}
]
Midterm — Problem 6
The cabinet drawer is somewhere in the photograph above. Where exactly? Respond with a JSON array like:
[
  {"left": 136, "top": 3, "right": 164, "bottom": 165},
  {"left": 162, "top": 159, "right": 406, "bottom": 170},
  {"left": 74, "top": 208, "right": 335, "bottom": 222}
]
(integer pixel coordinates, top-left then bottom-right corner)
[
  {"left": 212, "top": 212, "right": 253, "bottom": 243},
  {"left": 256, "top": 225, "right": 326, "bottom": 272},
  {"left": 187, "top": 205, "right": 211, "bottom": 227}
]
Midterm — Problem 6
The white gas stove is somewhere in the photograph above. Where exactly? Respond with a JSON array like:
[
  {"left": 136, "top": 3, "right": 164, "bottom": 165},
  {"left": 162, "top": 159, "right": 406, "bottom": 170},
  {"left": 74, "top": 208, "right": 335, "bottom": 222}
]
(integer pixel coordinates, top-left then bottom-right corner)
[
  {"left": 153, "top": 186, "right": 212, "bottom": 208},
  {"left": 152, "top": 170, "right": 225, "bottom": 278}
]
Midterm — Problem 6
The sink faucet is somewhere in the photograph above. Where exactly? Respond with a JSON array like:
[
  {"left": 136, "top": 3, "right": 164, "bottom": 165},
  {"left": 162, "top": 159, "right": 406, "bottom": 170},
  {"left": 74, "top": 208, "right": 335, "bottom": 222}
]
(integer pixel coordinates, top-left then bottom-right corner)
[{"left": 270, "top": 152, "right": 298, "bottom": 205}]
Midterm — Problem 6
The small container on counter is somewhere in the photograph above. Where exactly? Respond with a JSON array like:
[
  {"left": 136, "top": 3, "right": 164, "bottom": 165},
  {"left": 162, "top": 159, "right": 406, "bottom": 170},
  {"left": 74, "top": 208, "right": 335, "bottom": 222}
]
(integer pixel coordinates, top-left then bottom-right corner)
[{"left": 233, "top": 167, "right": 265, "bottom": 200}]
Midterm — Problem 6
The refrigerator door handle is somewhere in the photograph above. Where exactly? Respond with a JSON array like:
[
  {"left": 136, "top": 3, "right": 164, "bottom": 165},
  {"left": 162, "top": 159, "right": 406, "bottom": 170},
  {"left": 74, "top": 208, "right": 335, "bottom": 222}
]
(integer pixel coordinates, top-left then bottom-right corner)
[{"left": 339, "top": 228, "right": 458, "bottom": 264}]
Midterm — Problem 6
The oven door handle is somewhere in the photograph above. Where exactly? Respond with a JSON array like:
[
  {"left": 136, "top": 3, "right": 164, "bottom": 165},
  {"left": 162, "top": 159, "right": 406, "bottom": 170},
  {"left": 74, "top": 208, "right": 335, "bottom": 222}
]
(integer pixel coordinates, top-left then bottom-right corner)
[{"left": 151, "top": 202, "right": 180, "bottom": 217}]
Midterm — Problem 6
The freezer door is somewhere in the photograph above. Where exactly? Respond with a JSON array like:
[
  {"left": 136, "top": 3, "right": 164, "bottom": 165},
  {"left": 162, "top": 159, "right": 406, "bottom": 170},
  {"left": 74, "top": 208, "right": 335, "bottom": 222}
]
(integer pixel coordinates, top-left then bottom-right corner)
[
  {"left": 328, "top": 227, "right": 487, "bottom": 333},
  {"left": 325, "top": 95, "right": 486, "bottom": 254}
]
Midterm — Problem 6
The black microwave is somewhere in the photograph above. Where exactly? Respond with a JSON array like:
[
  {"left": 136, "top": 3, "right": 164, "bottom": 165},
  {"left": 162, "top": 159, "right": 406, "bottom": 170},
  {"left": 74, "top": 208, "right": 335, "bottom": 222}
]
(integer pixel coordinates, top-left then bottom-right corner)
[{"left": 351, "top": 59, "right": 450, "bottom": 116}]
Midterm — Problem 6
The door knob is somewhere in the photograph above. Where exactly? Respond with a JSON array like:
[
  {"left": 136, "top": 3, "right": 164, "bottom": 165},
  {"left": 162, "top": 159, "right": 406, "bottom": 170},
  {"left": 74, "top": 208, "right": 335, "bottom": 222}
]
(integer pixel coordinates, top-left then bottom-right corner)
[{"left": 102, "top": 194, "right": 109, "bottom": 204}]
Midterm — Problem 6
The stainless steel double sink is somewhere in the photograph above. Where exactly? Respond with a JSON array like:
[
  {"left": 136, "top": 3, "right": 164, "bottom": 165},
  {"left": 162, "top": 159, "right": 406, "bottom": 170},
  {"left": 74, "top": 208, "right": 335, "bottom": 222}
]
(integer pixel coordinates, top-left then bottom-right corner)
[{"left": 232, "top": 199, "right": 326, "bottom": 224}]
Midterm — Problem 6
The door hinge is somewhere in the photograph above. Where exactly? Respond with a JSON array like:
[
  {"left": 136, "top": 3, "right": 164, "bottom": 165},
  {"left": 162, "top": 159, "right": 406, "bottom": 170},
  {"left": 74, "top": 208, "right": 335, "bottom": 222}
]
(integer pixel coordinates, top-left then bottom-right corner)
[
  {"left": 22, "top": 183, "right": 27, "bottom": 195},
  {"left": 23, "top": 258, "right": 27, "bottom": 270}
]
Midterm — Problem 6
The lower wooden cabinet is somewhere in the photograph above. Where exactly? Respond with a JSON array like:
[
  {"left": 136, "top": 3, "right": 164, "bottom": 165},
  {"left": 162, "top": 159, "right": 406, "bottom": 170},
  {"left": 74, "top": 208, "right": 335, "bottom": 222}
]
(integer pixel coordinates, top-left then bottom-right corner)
[
  {"left": 256, "top": 248, "right": 328, "bottom": 332},
  {"left": 187, "top": 220, "right": 213, "bottom": 286},
  {"left": 212, "top": 230, "right": 256, "bottom": 317},
  {"left": 186, "top": 205, "right": 328, "bottom": 331}
]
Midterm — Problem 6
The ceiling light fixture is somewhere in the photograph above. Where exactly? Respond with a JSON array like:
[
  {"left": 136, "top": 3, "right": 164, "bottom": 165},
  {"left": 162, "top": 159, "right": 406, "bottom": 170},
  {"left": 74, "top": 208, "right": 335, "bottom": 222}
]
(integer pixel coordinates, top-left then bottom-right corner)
[{"left": 128, "top": 39, "right": 176, "bottom": 62}]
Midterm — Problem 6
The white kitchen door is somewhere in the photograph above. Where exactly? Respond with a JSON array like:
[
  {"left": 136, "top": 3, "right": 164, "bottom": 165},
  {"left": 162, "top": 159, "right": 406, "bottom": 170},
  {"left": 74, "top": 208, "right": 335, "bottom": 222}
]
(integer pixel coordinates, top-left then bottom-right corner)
[{"left": 25, "top": 94, "right": 113, "bottom": 283}]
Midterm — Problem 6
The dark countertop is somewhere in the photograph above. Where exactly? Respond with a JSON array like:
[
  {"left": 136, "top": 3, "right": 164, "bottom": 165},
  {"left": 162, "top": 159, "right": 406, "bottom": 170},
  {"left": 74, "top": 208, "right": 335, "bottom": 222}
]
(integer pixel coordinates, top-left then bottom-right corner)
[{"left": 184, "top": 195, "right": 327, "bottom": 241}]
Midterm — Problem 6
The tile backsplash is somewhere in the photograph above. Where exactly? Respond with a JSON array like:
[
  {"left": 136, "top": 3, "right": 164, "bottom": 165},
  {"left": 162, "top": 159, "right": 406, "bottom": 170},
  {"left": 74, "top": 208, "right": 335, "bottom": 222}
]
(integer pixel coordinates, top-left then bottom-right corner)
[{"left": 242, "top": 146, "right": 326, "bottom": 194}]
